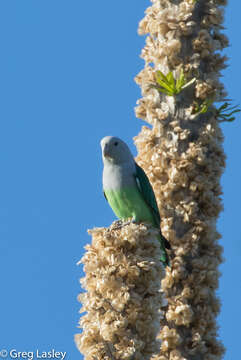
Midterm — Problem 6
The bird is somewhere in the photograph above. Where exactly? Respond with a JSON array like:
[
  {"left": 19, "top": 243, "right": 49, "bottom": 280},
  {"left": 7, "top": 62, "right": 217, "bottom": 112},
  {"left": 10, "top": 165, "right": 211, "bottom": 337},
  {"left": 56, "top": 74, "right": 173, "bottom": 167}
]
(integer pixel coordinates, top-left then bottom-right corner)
[{"left": 100, "top": 135, "right": 170, "bottom": 267}]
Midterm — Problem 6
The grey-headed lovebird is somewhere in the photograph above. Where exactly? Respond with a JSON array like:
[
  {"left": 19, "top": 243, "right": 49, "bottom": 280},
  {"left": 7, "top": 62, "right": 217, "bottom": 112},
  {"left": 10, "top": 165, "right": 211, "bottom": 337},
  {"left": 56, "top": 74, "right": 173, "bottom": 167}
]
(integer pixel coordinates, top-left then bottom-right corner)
[{"left": 101, "top": 136, "right": 170, "bottom": 267}]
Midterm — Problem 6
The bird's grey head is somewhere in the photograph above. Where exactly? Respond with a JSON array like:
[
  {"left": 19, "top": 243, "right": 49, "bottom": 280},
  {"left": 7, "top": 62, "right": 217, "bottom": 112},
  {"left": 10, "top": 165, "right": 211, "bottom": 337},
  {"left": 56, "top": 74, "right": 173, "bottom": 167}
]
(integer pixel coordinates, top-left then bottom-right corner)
[{"left": 100, "top": 136, "right": 134, "bottom": 165}]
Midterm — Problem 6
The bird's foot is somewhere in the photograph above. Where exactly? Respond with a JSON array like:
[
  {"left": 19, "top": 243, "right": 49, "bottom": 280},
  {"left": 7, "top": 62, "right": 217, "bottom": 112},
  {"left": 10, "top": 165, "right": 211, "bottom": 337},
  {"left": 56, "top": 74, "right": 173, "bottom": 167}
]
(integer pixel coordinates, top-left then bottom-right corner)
[
  {"left": 112, "top": 220, "right": 123, "bottom": 229},
  {"left": 112, "top": 221, "right": 130, "bottom": 230},
  {"left": 112, "top": 218, "right": 137, "bottom": 230}
]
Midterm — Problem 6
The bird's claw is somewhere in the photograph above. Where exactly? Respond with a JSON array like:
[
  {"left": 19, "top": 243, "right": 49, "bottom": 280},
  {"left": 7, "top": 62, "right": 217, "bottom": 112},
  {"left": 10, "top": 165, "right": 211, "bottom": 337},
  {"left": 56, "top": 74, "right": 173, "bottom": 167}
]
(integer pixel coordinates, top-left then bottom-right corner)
[
  {"left": 112, "top": 219, "right": 137, "bottom": 230},
  {"left": 112, "top": 220, "right": 123, "bottom": 230}
]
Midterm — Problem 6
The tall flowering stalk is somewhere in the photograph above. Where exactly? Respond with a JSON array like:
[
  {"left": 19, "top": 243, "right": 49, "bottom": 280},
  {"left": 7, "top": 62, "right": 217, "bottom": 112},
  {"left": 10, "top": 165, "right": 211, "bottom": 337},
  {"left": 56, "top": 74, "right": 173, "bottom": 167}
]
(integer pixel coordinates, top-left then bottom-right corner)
[
  {"left": 76, "top": 1, "right": 228, "bottom": 359},
  {"left": 134, "top": 0, "right": 227, "bottom": 359},
  {"left": 75, "top": 223, "right": 166, "bottom": 359}
]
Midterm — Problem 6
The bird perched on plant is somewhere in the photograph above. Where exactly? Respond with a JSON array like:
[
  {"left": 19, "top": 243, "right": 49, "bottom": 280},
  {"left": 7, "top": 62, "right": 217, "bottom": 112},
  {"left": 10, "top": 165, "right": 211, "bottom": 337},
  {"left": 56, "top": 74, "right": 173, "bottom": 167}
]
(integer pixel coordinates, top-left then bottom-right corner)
[{"left": 100, "top": 136, "right": 170, "bottom": 267}]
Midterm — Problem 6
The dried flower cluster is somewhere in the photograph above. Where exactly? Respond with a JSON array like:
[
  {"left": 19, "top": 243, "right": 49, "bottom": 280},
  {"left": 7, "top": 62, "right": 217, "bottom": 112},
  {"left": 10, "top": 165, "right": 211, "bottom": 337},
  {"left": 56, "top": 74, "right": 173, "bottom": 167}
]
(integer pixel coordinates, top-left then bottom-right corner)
[
  {"left": 134, "top": 0, "right": 227, "bottom": 359},
  {"left": 75, "top": 223, "right": 166, "bottom": 360}
]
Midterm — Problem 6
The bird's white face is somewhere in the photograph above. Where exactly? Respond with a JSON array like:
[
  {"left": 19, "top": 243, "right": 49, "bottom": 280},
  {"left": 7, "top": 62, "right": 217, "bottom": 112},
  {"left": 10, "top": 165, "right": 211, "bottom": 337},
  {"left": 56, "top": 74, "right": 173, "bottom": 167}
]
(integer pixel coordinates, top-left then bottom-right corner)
[{"left": 100, "top": 136, "right": 133, "bottom": 164}]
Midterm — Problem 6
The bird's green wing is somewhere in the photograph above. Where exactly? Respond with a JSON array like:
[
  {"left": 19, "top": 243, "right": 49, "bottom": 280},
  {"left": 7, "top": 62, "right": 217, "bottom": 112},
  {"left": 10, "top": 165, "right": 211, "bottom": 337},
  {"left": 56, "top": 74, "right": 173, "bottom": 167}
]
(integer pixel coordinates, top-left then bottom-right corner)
[
  {"left": 135, "top": 162, "right": 171, "bottom": 252},
  {"left": 134, "top": 162, "right": 161, "bottom": 227}
]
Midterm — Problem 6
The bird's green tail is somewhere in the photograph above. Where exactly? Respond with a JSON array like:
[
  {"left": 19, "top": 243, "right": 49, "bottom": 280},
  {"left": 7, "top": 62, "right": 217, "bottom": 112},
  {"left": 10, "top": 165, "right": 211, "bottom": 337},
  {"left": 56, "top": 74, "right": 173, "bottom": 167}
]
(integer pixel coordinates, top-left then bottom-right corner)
[{"left": 158, "top": 233, "right": 170, "bottom": 267}]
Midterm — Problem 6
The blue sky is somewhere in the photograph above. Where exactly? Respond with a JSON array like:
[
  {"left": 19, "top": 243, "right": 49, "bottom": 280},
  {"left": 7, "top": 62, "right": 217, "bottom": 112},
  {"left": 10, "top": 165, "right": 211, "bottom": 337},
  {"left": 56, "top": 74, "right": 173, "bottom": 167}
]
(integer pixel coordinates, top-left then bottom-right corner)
[{"left": 0, "top": 1, "right": 240, "bottom": 359}]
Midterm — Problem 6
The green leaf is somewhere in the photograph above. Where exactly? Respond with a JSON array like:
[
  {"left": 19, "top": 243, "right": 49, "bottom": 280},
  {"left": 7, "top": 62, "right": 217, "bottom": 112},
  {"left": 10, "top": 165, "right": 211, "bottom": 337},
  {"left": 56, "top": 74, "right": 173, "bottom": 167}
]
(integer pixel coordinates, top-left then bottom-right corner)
[
  {"left": 201, "top": 99, "right": 213, "bottom": 113},
  {"left": 156, "top": 70, "right": 168, "bottom": 82},
  {"left": 176, "top": 69, "right": 185, "bottom": 92},
  {"left": 150, "top": 84, "right": 173, "bottom": 96},
  {"left": 153, "top": 69, "right": 196, "bottom": 96},
  {"left": 199, "top": 105, "right": 208, "bottom": 114},
  {"left": 155, "top": 72, "right": 175, "bottom": 94},
  {"left": 192, "top": 98, "right": 214, "bottom": 115},
  {"left": 217, "top": 102, "right": 240, "bottom": 123},
  {"left": 166, "top": 71, "right": 175, "bottom": 90},
  {"left": 158, "top": 81, "right": 174, "bottom": 94},
  {"left": 218, "top": 102, "right": 228, "bottom": 111},
  {"left": 156, "top": 71, "right": 169, "bottom": 87},
  {"left": 228, "top": 109, "right": 240, "bottom": 116}
]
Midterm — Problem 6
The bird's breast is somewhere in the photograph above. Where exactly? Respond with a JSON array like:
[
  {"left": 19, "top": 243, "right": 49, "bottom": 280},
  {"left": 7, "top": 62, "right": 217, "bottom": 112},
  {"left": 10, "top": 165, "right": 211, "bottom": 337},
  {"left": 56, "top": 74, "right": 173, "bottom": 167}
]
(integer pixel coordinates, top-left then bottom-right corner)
[{"left": 103, "top": 163, "right": 136, "bottom": 190}]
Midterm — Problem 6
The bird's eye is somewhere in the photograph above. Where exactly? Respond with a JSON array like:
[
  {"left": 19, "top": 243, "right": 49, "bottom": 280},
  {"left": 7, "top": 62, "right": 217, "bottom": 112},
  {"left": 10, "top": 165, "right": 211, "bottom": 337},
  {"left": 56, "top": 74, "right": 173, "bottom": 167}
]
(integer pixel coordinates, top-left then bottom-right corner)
[{"left": 114, "top": 142, "right": 118, "bottom": 146}]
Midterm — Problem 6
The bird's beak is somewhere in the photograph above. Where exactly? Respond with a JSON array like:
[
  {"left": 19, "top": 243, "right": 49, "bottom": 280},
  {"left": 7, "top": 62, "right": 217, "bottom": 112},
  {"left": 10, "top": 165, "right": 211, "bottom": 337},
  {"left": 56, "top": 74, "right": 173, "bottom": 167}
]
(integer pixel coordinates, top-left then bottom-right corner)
[{"left": 103, "top": 144, "right": 110, "bottom": 158}]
